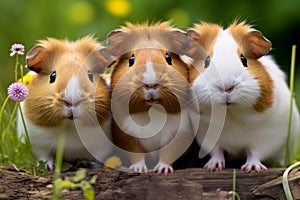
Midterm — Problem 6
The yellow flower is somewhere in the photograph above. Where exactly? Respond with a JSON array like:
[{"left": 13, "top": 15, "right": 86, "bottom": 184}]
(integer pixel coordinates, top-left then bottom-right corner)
[
  {"left": 103, "top": 156, "right": 122, "bottom": 169},
  {"left": 67, "top": 2, "right": 95, "bottom": 26},
  {"left": 18, "top": 72, "right": 36, "bottom": 86},
  {"left": 105, "top": 0, "right": 131, "bottom": 17}
]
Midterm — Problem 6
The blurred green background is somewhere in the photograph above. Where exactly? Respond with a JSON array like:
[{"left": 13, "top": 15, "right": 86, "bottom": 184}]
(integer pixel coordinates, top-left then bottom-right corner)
[{"left": 0, "top": 0, "right": 299, "bottom": 106}]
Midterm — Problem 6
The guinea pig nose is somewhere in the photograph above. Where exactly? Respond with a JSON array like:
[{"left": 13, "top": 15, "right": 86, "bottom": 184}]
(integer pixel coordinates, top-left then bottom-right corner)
[
  {"left": 217, "top": 85, "right": 235, "bottom": 93},
  {"left": 64, "top": 100, "right": 81, "bottom": 108},
  {"left": 144, "top": 83, "right": 159, "bottom": 90},
  {"left": 225, "top": 85, "right": 235, "bottom": 93}
]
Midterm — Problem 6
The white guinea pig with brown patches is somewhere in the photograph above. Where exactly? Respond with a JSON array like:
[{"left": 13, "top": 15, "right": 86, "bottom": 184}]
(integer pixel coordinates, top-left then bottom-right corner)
[
  {"left": 108, "top": 22, "right": 202, "bottom": 175},
  {"left": 23, "top": 36, "right": 114, "bottom": 170},
  {"left": 188, "top": 21, "right": 300, "bottom": 172}
]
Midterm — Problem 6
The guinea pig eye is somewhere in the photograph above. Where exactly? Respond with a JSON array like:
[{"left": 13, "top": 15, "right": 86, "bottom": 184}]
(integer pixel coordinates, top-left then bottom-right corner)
[
  {"left": 49, "top": 71, "right": 56, "bottom": 83},
  {"left": 129, "top": 54, "right": 135, "bottom": 67},
  {"left": 165, "top": 53, "right": 172, "bottom": 65},
  {"left": 204, "top": 56, "right": 210, "bottom": 68},
  {"left": 87, "top": 70, "right": 94, "bottom": 83},
  {"left": 240, "top": 54, "right": 248, "bottom": 67}
]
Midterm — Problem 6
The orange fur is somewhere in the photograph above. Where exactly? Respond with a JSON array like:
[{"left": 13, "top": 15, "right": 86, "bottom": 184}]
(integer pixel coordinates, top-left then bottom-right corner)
[
  {"left": 111, "top": 49, "right": 188, "bottom": 114},
  {"left": 109, "top": 22, "right": 191, "bottom": 156},
  {"left": 229, "top": 21, "right": 274, "bottom": 112},
  {"left": 187, "top": 22, "right": 221, "bottom": 83},
  {"left": 189, "top": 22, "right": 221, "bottom": 55},
  {"left": 120, "top": 21, "right": 173, "bottom": 31},
  {"left": 24, "top": 36, "right": 111, "bottom": 127},
  {"left": 188, "top": 21, "right": 274, "bottom": 112}
]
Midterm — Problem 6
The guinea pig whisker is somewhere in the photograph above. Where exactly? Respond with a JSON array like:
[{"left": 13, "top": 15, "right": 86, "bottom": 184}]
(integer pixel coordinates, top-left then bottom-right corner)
[
  {"left": 160, "top": 92, "right": 177, "bottom": 106},
  {"left": 112, "top": 88, "right": 141, "bottom": 101},
  {"left": 163, "top": 86, "right": 187, "bottom": 100},
  {"left": 94, "top": 102, "right": 110, "bottom": 111}
]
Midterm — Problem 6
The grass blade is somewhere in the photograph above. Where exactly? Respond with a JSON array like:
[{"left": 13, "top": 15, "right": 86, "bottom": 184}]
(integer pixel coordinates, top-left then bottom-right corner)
[
  {"left": 285, "top": 45, "right": 297, "bottom": 166},
  {"left": 282, "top": 161, "right": 300, "bottom": 200},
  {"left": 53, "top": 133, "right": 65, "bottom": 200}
]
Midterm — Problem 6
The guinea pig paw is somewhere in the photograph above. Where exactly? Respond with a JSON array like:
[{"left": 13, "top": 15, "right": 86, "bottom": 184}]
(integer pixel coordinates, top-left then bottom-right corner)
[
  {"left": 241, "top": 161, "right": 267, "bottom": 173},
  {"left": 154, "top": 162, "right": 174, "bottom": 175},
  {"left": 45, "top": 160, "right": 55, "bottom": 171},
  {"left": 129, "top": 160, "right": 147, "bottom": 173},
  {"left": 204, "top": 157, "right": 225, "bottom": 171}
]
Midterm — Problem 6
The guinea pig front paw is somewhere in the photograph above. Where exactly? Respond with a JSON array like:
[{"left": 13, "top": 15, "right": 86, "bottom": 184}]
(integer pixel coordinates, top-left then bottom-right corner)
[
  {"left": 241, "top": 160, "right": 267, "bottom": 172},
  {"left": 129, "top": 160, "right": 148, "bottom": 173},
  {"left": 45, "top": 160, "right": 55, "bottom": 171},
  {"left": 204, "top": 156, "right": 225, "bottom": 171},
  {"left": 154, "top": 161, "right": 174, "bottom": 175}
]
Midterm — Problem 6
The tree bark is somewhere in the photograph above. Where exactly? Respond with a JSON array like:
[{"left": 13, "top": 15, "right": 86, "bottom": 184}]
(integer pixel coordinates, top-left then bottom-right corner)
[{"left": 1, "top": 164, "right": 295, "bottom": 200}]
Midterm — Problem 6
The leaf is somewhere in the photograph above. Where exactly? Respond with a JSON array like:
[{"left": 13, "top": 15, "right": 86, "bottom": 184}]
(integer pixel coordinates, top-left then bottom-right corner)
[
  {"left": 83, "top": 187, "right": 95, "bottom": 200},
  {"left": 82, "top": 181, "right": 95, "bottom": 200},
  {"left": 72, "top": 169, "right": 86, "bottom": 182},
  {"left": 90, "top": 176, "right": 97, "bottom": 184}
]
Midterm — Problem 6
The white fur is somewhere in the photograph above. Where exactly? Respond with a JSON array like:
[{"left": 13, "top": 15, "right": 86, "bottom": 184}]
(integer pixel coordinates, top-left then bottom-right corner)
[
  {"left": 63, "top": 76, "right": 82, "bottom": 118},
  {"left": 20, "top": 75, "right": 112, "bottom": 168},
  {"left": 129, "top": 159, "right": 147, "bottom": 173},
  {"left": 24, "top": 117, "right": 111, "bottom": 163},
  {"left": 122, "top": 107, "right": 190, "bottom": 152},
  {"left": 153, "top": 161, "right": 174, "bottom": 175},
  {"left": 122, "top": 104, "right": 167, "bottom": 139},
  {"left": 190, "top": 29, "right": 300, "bottom": 171},
  {"left": 64, "top": 76, "right": 81, "bottom": 104},
  {"left": 143, "top": 60, "right": 159, "bottom": 100},
  {"left": 143, "top": 60, "right": 157, "bottom": 84},
  {"left": 121, "top": 107, "right": 191, "bottom": 173}
]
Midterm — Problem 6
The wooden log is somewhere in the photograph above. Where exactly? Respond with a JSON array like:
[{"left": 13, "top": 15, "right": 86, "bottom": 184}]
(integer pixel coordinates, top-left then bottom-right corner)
[
  {"left": 252, "top": 168, "right": 300, "bottom": 199},
  {"left": 0, "top": 166, "right": 290, "bottom": 200}
]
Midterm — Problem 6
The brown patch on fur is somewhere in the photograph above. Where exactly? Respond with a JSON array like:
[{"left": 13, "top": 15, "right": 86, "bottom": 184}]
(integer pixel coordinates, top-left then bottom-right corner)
[
  {"left": 187, "top": 22, "right": 221, "bottom": 83},
  {"left": 229, "top": 21, "right": 271, "bottom": 59},
  {"left": 111, "top": 49, "right": 189, "bottom": 114},
  {"left": 107, "top": 22, "right": 173, "bottom": 57},
  {"left": 188, "top": 64, "right": 204, "bottom": 84},
  {"left": 188, "top": 22, "right": 221, "bottom": 54},
  {"left": 245, "top": 59, "right": 274, "bottom": 112},
  {"left": 109, "top": 22, "right": 192, "bottom": 156},
  {"left": 24, "top": 36, "right": 111, "bottom": 127},
  {"left": 109, "top": 22, "right": 190, "bottom": 115},
  {"left": 121, "top": 21, "right": 173, "bottom": 31},
  {"left": 229, "top": 21, "right": 274, "bottom": 112},
  {"left": 112, "top": 120, "right": 145, "bottom": 154},
  {"left": 107, "top": 21, "right": 205, "bottom": 60}
]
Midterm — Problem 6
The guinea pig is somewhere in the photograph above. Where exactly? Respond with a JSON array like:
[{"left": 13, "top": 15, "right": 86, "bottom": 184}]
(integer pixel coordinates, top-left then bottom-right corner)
[
  {"left": 22, "top": 36, "right": 115, "bottom": 171},
  {"left": 187, "top": 21, "right": 300, "bottom": 172},
  {"left": 107, "top": 22, "right": 204, "bottom": 175}
]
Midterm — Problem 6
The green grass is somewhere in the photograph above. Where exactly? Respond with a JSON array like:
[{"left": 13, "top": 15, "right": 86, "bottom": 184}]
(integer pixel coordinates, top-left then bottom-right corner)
[
  {"left": 0, "top": 51, "right": 46, "bottom": 175},
  {"left": 0, "top": 85, "right": 44, "bottom": 175},
  {"left": 285, "top": 45, "right": 297, "bottom": 166},
  {"left": 282, "top": 161, "right": 300, "bottom": 200}
]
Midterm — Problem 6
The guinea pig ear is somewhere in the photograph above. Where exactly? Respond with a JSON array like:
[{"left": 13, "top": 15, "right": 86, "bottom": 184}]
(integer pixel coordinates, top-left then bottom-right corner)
[
  {"left": 90, "top": 46, "right": 115, "bottom": 74},
  {"left": 187, "top": 29, "right": 200, "bottom": 39},
  {"left": 245, "top": 30, "right": 272, "bottom": 59},
  {"left": 26, "top": 45, "right": 48, "bottom": 73},
  {"left": 107, "top": 30, "right": 129, "bottom": 57},
  {"left": 168, "top": 29, "right": 206, "bottom": 60}
]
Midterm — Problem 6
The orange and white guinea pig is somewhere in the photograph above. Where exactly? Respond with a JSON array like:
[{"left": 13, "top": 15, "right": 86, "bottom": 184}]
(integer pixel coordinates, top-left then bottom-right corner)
[
  {"left": 22, "top": 36, "right": 114, "bottom": 171},
  {"left": 187, "top": 21, "right": 300, "bottom": 172},
  {"left": 107, "top": 22, "right": 204, "bottom": 175}
]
